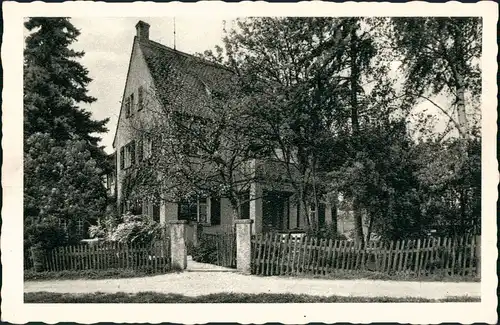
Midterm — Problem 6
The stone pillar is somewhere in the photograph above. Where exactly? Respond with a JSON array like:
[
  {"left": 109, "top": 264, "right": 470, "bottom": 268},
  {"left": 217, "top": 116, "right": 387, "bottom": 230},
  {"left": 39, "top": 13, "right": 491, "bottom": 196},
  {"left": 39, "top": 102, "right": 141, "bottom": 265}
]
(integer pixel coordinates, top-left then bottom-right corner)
[
  {"left": 249, "top": 182, "right": 263, "bottom": 234},
  {"left": 234, "top": 219, "right": 254, "bottom": 274},
  {"left": 168, "top": 220, "right": 187, "bottom": 270}
]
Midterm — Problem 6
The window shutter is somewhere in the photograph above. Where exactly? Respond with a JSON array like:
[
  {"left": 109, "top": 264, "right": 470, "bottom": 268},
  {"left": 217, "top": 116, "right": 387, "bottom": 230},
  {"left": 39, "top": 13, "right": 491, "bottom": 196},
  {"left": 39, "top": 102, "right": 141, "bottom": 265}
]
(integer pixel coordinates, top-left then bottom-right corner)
[
  {"left": 130, "top": 94, "right": 135, "bottom": 115},
  {"left": 130, "top": 141, "right": 136, "bottom": 165},
  {"left": 125, "top": 98, "right": 130, "bottom": 118},
  {"left": 138, "top": 86, "right": 144, "bottom": 111},
  {"left": 210, "top": 197, "right": 221, "bottom": 225},
  {"left": 138, "top": 139, "right": 144, "bottom": 162}
]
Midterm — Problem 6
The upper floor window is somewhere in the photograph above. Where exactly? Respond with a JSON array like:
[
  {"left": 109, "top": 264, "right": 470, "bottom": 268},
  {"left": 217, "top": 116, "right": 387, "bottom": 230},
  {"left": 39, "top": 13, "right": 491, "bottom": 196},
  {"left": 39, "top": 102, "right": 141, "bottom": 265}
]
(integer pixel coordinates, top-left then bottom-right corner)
[
  {"left": 120, "top": 140, "right": 137, "bottom": 170},
  {"left": 125, "top": 97, "right": 131, "bottom": 118},
  {"left": 138, "top": 86, "right": 144, "bottom": 111},
  {"left": 130, "top": 93, "right": 135, "bottom": 115},
  {"left": 120, "top": 147, "right": 125, "bottom": 170}
]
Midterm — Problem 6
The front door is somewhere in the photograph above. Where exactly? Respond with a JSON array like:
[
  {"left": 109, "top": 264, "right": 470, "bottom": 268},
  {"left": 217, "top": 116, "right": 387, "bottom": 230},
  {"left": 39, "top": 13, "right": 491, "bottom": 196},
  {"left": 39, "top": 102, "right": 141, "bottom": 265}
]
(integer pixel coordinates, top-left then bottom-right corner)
[{"left": 262, "top": 191, "right": 290, "bottom": 233}]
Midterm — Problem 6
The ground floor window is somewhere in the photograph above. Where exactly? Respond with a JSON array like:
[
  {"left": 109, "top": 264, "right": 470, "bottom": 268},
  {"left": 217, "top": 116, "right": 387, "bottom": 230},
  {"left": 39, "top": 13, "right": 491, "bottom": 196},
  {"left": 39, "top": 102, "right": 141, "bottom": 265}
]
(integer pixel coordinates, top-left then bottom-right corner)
[
  {"left": 210, "top": 197, "right": 221, "bottom": 225},
  {"left": 239, "top": 192, "right": 250, "bottom": 219},
  {"left": 178, "top": 199, "right": 198, "bottom": 222}
]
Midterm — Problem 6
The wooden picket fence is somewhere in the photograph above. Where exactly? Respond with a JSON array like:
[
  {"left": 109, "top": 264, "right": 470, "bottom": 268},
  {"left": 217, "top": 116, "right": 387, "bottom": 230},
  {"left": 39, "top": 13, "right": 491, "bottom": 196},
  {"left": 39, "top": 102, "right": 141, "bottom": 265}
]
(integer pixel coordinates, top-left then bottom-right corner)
[
  {"left": 251, "top": 233, "right": 479, "bottom": 277},
  {"left": 33, "top": 240, "right": 171, "bottom": 273},
  {"left": 199, "top": 232, "right": 237, "bottom": 268}
]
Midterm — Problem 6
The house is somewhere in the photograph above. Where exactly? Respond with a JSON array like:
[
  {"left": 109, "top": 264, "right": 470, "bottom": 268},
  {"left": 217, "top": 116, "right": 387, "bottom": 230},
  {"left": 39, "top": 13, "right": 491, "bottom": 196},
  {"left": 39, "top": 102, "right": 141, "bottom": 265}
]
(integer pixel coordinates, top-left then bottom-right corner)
[{"left": 112, "top": 21, "right": 344, "bottom": 236}]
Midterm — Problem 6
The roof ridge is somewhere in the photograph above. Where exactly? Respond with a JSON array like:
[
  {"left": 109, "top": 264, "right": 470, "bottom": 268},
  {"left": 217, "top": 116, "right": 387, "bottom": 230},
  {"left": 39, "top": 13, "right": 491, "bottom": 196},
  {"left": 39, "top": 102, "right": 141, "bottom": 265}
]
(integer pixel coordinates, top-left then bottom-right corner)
[{"left": 141, "top": 38, "right": 234, "bottom": 73}]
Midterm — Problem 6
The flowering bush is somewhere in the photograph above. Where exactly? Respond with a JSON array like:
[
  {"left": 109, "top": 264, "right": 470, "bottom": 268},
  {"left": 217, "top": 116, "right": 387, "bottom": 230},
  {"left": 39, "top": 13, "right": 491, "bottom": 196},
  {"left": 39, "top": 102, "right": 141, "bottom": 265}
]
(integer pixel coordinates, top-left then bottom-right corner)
[{"left": 102, "top": 213, "right": 161, "bottom": 245}]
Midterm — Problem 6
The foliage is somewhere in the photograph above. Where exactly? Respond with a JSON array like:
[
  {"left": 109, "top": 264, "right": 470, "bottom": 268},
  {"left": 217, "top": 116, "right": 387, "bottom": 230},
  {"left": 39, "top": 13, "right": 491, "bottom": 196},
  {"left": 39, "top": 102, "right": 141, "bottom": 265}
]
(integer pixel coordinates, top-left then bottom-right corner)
[
  {"left": 24, "top": 134, "right": 107, "bottom": 228},
  {"left": 23, "top": 17, "right": 109, "bottom": 170},
  {"left": 124, "top": 17, "right": 481, "bottom": 241},
  {"left": 24, "top": 218, "right": 68, "bottom": 251},
  {"left": 23, "top": 18, "right": 110, "bottom": 246},
  {"left": 191, "top": 236, "right": 218, "bottom": 264},
  {"left": 391, "top": 17, "right": 482, "bottom": 138},
  {"left": 88, "top": 213, "right": 121, "bottom": 239},
  {"left": 106, "top": 213, "right": 162, "bottom": 245}
]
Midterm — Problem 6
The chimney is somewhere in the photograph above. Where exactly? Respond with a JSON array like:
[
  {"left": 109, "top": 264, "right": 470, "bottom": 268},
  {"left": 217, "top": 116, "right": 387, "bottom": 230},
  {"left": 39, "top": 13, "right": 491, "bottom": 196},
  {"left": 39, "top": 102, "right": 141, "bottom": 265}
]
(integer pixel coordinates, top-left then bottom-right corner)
[{"left": 135, "top": 20, "right": 150, "bottom": 41}]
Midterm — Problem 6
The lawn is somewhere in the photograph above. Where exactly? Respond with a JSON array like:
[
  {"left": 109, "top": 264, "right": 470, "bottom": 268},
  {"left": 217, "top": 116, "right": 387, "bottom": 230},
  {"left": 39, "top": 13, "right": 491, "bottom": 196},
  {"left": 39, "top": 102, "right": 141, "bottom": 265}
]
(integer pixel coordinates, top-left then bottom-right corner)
[
  {"left": 284, "top": 270, "right": 480, "bottom": 282},
  {"left": 24, "top": 291, "right": 480, "bottom": 303},
  {"left": 24, "top": 269, "right": 175, "bottom": 281}
]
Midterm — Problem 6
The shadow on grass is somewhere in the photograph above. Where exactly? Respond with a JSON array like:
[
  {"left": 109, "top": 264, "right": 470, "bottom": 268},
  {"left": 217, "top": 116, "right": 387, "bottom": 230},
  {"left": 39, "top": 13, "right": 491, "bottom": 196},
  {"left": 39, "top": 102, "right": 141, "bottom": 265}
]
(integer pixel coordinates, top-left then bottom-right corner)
[{"left": 24, "top": 292, "right": 481, "bottom": 303}]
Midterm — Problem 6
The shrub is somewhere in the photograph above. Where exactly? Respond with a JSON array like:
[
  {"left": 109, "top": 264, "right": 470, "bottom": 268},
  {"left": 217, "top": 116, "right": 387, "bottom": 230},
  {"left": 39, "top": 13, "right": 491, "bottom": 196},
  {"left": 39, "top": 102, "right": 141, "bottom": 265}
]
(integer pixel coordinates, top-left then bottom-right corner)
[
  {"left": 108, "top": 213, "right": 160, "bottom": 244},
  {"left": 191, "top": 236, "right": 218, "bottom": 264},
  {"left": 24, "top": 218, "right": 68, "bottom": 251}
]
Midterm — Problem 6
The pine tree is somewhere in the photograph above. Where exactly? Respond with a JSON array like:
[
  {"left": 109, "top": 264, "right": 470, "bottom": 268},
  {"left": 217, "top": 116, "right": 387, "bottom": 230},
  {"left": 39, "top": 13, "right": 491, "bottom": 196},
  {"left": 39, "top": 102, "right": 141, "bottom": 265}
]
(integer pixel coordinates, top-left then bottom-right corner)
[{"left": 24, "top": 17, "right": 109, "bottom": 171}]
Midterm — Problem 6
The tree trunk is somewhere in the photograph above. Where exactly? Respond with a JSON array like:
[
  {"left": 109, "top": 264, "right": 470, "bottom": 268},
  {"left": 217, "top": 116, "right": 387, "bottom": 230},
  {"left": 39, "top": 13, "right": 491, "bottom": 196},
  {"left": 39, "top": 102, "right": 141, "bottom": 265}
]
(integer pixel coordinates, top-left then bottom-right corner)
[
  {"left": 353, "top": 198, "right": 364, "bottom": 247},
  {"left": 331, "top": 200, "right": 338, "bottom": 235},
  {"left": 366, "top": 212, "right": 374, "bottom": 245},
  {"left": 456, "top": 83, "right": 468, "bottom": 139},
  {"left": 349, "top": 19, "right": 364, "bottom": 247}
]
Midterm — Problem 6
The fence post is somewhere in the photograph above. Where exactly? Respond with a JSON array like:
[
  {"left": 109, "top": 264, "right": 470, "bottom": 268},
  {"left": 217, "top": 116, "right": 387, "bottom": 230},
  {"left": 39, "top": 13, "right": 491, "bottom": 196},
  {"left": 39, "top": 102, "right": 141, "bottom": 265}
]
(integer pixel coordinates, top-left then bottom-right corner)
[
  {"left": 475, "top": 235, "right": 481, "bottom": 279},
  {"left": 234, "top": 219, "right": 254, "bottom": 274},
  {"left": 168, "top": 220, "right": 188, "bottom": 271}
]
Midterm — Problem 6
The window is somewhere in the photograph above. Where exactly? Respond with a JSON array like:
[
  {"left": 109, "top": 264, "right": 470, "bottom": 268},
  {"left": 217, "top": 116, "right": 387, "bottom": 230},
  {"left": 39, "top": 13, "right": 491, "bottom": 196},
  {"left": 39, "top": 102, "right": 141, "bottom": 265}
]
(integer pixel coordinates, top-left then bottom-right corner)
[
  {"left": 76, "top": 219, "right": 84, "bottom": 238},
  {"left": 138, "top": 86, "right": 144, "bottom": 111},
  {"left": 130, "top": 93, "right": 135, "bottom": 115},
  {"left": 198, "top": 198, "right": 208, "bottom": 223},
  {"left": 153, "top": 203, "right": 160, "bottom": 222},
  {"left": 210, "top": 197, "right": 221, "bottom": 225},
  {"left": 120, "top": 147, "right": 125, "bottom": 170},
  {"left": 125, "top": 97, "right": 131, "bottom": 118},
  {"left": 178, "top": 199, "right": 198, "bottom": 222},
  {"left": 239, "top": 192, "right": 250, "bottom": 219},
  {"left": 123, "top": 141, "right": 136, "bottom": 169}
]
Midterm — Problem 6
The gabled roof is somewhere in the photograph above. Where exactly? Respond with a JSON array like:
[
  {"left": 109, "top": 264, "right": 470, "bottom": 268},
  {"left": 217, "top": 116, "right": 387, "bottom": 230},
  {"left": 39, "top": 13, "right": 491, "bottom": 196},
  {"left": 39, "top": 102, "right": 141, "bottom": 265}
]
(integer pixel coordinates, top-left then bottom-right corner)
[
  {"left": 112, "top": 36, "right": 234, "bottom": 149},
  {"left": 139, "top": 38, "right": 234, "bottom": 94}
]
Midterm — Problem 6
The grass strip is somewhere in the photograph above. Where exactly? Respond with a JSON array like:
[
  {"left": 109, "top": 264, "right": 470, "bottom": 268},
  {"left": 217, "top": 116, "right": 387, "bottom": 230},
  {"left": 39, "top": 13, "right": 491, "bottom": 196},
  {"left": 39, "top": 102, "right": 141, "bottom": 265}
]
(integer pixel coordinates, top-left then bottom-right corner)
[{"left": 24, "top": 291, "right": 480, "bottom": 303}]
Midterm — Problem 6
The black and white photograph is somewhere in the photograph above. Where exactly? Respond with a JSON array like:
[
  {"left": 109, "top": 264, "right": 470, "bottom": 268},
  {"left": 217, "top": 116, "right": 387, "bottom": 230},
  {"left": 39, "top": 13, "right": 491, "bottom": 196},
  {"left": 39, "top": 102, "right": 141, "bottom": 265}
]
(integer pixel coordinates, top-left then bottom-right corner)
[{"left": 2, "top": 2, "right": 497, "bottom": 324}]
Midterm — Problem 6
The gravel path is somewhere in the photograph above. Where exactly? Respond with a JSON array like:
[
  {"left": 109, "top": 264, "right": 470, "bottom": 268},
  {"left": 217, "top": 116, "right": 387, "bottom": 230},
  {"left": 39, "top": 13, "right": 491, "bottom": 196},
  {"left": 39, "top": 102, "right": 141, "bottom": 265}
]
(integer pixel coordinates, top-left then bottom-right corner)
[{"left": 24, "top": 272, "right": 480, "bottom": 299}]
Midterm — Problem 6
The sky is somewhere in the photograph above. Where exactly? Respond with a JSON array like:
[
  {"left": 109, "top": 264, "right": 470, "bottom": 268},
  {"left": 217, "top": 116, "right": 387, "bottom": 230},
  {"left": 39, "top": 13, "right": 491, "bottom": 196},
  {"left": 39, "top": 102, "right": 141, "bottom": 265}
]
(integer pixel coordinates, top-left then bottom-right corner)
[{"left": 69, "top": 17, "right": 228, "bottom": 153}]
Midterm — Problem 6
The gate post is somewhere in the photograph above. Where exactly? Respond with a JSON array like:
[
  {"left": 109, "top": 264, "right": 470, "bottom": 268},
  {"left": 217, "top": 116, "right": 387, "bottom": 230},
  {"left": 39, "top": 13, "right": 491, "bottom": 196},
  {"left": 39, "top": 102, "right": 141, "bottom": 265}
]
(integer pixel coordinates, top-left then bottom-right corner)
[
  {"left": 234, "top": 219, "right": 253, "bottom": 274},
  {"left": 168, "top": 220, "right": 188, "bottom": 271}
]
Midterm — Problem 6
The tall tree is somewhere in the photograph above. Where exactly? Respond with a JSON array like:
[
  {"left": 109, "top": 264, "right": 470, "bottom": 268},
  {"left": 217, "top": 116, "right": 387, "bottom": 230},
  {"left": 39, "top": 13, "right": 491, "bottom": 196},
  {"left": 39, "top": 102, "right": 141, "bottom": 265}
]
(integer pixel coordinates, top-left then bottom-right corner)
[
  {"left": 391, "top": 17, "right": 482, "bottom": 139},
  {"left": 209, "top": 17, "right": 352, "bottom": 229},
  {"left": 23, "top": 18, "right": 109, "bottom": 245},
  {"left": 24, "top": 133, "right": 107, "bottom": 240},
  {"left": 24, "top": 17, "right": 109, "bottom": 170}
]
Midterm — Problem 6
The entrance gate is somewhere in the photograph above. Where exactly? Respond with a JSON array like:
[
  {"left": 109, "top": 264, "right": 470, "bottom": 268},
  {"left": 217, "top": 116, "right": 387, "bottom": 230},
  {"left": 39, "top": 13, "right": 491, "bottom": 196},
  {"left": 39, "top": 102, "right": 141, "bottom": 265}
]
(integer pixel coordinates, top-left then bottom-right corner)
[{"left": 195, "top": 231, "right": 237, "bottom": 268}]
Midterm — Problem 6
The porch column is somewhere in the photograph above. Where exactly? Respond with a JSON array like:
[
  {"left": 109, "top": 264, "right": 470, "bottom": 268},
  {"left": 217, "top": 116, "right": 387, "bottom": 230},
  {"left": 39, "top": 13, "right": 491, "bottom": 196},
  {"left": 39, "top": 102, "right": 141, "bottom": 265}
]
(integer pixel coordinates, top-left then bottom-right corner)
[
  {"left": 234, "top": 219, "right": 254, "bottom": 274},
  {"left": 168, "top": 220, "right": 187, "bottom": 270},
  {"left": 249, "top": 182, "right": 263, "bottom": 234}
]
